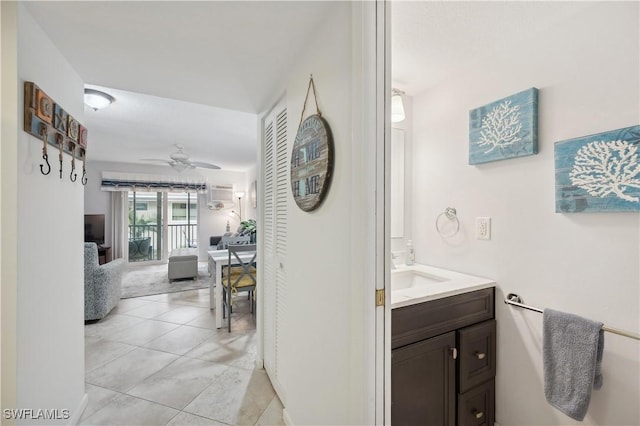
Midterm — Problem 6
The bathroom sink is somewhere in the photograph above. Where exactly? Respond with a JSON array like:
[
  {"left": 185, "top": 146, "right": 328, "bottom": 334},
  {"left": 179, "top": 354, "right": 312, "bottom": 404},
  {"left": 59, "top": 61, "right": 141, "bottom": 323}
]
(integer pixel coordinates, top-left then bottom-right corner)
[
  {"left": 391, "top": 269, "right": 447, "bottom": 291},
  {"left": 390, "top": 264, "right": 495, "bottom": 309}
]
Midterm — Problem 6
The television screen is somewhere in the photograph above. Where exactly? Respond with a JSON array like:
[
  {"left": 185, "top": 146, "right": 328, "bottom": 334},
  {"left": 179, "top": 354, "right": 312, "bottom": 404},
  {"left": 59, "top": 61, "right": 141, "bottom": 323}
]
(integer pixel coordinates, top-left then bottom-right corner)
[{"left": 84, "top": 214, "right": 105, "bottom": 245}]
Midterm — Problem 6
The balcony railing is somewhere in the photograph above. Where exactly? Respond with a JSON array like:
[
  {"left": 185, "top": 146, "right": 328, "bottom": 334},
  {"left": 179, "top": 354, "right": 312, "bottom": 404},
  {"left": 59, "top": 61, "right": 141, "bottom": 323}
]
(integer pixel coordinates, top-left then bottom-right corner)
[{"left": 128, "top": 223, "right": 197, "bottom": 261}]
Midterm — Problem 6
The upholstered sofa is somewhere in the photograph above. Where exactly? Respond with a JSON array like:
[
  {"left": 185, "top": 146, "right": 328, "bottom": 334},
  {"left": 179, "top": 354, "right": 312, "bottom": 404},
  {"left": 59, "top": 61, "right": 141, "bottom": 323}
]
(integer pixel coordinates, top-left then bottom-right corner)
[
  {"left": 85, "top": 242, "right": 125, "bottom": 321},
  {"left": 128, "top": 237, "right": 152, "bottom": 262},
  {"left": 215, "top": 234, "right": 251, "bottom": 250}
]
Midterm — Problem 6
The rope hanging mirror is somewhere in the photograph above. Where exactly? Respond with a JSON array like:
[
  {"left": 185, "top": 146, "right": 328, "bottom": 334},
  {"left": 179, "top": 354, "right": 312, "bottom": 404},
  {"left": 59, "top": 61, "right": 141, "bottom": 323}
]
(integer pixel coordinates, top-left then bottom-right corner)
[{"left": 290, "top": 75, "right": 334, "bottom": 212}]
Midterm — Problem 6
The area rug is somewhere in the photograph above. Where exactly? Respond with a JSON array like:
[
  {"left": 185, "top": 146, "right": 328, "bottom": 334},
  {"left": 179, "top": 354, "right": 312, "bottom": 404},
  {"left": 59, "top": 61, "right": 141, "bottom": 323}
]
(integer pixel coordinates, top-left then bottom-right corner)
[{"left": 121, "top": 262, "right": 210, "bottom": 299}]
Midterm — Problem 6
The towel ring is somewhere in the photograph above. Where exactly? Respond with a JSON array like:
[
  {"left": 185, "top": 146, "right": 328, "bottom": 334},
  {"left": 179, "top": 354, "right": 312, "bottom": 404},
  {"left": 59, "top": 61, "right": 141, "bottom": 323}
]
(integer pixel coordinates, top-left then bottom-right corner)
[{"left": 435, "top": 207, "right": 460, "bottom": 238}]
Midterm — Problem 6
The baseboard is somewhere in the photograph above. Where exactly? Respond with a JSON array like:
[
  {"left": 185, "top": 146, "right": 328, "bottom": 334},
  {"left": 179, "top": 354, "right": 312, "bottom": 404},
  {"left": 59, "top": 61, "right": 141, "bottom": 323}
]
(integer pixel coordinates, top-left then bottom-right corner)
[
  {"left": 69, "top": 393, "right": 88, "bottom": 425},
  {"left": 282, "top": 408, "right": 293, "bottom": 426},
  {"left": 254, "top": 357, "right": 264, "bottom": 369}
]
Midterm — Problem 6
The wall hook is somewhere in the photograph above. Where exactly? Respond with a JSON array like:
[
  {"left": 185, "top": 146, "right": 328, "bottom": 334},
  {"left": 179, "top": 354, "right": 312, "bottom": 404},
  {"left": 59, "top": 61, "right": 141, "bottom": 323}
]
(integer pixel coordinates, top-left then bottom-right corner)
[
  {"left": 39, "top": 125, "right": 51, "bottom": 175},
  {"left": 56, "top": 134, "right": 64, "bottom": 179},
  {"left": 70, "top": 151, "right": 77, "bottom": 182},
  {"left": 80, "top": 150, "right": 88, "bottom": 185},
  {"left": 40, "top": 153, "right": 51, "bottom": 176}
]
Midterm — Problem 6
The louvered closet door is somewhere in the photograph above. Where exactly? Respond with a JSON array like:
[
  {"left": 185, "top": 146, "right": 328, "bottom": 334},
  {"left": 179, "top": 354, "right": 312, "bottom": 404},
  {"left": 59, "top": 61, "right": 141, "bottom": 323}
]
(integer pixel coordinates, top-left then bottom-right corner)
[
  {"left": 263, "top": 118, "right": 276, "bottom": 377},
  {"left": 262, "top": 105, "right": 287, "bottom": 392},
  {"left": 274, "top": 109, "right": 288, "bottom": 379}
]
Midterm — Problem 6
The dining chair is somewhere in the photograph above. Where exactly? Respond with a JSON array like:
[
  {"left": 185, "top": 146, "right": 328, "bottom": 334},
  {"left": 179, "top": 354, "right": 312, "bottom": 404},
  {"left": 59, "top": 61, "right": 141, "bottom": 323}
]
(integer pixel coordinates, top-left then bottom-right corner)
[{"left": 222, "top": 244, "right": 257, "bottom": 332}]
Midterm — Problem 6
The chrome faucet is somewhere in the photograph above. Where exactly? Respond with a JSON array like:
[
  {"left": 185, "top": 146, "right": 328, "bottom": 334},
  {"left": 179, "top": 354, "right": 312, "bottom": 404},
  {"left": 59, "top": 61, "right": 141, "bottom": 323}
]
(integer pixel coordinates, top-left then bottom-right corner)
[{"left": 390, "top": 251, "right": 403, "bottom": 269}]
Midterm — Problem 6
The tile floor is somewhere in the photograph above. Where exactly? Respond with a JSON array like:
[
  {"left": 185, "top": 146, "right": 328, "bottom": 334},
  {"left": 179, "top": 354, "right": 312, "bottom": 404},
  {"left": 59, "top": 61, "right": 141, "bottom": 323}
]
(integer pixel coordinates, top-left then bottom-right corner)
[{"left": 81, "top": 288, "right": 284, "bottom": 426}]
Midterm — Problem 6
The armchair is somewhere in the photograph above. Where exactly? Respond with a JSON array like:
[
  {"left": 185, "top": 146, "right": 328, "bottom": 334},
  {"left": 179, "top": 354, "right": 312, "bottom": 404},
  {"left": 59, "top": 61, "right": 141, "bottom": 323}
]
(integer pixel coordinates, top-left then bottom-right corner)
[
  {"left": 85, "top": 243, "right": 125, "bottom": 321},
  {"left": 129, "top": 237, "right": 152, "bottom": 262}
]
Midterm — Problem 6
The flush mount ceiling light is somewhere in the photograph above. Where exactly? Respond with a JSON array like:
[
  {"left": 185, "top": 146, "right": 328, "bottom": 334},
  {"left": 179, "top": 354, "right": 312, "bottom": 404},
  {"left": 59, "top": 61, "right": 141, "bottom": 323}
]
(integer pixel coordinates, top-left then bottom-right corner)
[
  {"left": 391, "top": 88, "right": 406, "bottom": 123},
  {"left": 84, "top": 88, "right": 115, "bottom": 111}
]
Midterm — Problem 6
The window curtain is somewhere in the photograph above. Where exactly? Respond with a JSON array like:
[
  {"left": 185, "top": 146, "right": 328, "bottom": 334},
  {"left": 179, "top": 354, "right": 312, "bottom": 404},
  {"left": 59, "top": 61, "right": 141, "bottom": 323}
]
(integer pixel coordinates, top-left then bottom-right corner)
[
  {"left": 111, "top": 191, "right": 128, "bottom": 260},
  {"left": 101, "top": 171, "right": 206, "bottom": 193}
]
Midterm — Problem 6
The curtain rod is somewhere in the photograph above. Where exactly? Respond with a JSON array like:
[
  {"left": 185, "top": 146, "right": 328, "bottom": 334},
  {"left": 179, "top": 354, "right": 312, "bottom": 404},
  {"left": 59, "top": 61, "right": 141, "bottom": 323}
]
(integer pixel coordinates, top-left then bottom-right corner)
[{"left": 504, "top": 293, "right": 640, "bottom": 341}]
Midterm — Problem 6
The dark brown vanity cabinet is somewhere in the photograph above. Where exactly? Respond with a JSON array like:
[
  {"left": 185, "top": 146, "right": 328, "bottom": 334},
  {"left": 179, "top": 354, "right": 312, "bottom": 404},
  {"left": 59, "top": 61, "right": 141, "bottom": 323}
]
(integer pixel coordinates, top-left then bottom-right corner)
[{"left": 392, "top": 288, "right": 496, "bottom": 426}]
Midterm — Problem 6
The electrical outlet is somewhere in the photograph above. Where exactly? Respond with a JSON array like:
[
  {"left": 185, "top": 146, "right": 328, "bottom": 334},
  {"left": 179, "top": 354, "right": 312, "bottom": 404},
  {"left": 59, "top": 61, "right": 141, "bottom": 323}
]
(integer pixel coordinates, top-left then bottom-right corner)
[{"left": 476, "top": 217, "right": 491, "bottom": 240}]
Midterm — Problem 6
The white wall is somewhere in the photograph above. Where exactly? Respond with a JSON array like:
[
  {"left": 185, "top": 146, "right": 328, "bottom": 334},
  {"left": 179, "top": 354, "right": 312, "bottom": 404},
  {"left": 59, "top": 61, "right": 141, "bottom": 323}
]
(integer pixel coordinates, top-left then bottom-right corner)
[
  {"left": 410, "top": 3, "right": 639, "bottom": 425},
  {"left": 84, "top": 160, "right": 249, "bottom": 260},
  {"left": 268, "top": 3, "right": 373, "bottom": 424},
  {"left": 15, "top": 4, "right": 86, "bottom": 423},
  {"left": 1, "top": 1, "right": 19, "bottom": 419}
]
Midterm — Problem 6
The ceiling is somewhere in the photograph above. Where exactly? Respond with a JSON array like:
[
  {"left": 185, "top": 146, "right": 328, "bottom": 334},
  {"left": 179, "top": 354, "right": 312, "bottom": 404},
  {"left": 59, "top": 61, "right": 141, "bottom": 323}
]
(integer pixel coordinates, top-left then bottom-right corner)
[
  {"left": 24, "top": 1, "right": 334, "bottom": 171},
  {"left": 391, "top": 1, "right": 595, "bottom": 96},
  {"left": 24, "top": 1, "right": 599, "bottom": 171}
]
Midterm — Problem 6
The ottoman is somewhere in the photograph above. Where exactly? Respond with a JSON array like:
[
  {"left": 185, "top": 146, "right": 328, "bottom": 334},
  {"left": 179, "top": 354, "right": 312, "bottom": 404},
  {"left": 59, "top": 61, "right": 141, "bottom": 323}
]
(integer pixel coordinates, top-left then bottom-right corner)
[{"left": 168, "top": 248, "right": 198, "bottom": 282}]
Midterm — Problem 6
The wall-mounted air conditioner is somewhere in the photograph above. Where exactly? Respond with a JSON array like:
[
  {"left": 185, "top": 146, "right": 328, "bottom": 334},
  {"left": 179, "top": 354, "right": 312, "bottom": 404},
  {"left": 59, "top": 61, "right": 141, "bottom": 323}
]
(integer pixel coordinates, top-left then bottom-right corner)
[{"left": 207, "top": 184, "right": 234, "bottom": 210}]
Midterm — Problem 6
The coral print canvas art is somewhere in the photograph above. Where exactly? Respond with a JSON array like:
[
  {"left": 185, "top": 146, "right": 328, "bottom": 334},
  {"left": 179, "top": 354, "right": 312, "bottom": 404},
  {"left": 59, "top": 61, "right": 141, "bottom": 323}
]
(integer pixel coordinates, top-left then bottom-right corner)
[
  {"left": 555, "top": 125, "right": 640, "bottom": 213},
  {"left": 469, "top": 88, "right": 538, "bottom": 164}
]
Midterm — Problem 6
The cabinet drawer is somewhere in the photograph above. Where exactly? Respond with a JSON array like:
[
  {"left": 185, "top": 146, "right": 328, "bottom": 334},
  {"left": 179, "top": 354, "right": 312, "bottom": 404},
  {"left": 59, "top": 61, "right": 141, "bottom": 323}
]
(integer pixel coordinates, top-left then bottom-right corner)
[
  {"left": 392, "top": 288, "right": 494, "bottom": 349},
  {"left": 458, "top": 379, "right": 495, "bottom": 426},
  {"left": 458, "top": 320, "right": 496, "bottom": 393}
]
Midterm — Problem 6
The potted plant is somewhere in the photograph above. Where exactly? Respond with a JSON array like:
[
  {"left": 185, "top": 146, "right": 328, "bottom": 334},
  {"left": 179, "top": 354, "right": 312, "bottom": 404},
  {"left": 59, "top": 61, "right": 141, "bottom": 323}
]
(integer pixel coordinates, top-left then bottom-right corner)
[{"left": 240, "top": 219, "right": 257, "bottom": 243}]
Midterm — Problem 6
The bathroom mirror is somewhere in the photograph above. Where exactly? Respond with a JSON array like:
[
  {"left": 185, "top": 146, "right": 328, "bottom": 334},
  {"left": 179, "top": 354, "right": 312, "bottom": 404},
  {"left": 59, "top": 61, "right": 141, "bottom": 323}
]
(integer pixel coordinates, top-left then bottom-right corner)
[{"left": 391, "top": 127, "right": 404, "bottom": 238}]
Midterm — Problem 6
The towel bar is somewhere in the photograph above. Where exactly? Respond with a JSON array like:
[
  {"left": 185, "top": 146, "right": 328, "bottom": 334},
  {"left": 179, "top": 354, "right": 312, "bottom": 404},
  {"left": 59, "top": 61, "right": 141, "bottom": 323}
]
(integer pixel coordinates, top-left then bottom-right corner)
[{"left": 505, "top": 293, "right": 640, "bottom": 341}]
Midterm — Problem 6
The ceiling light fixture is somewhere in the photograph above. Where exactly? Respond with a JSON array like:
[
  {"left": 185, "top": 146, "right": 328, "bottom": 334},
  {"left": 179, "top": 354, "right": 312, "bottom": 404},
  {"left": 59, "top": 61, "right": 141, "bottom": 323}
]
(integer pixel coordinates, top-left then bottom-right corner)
[
  {"left": 84, "top": 88, "right": 115, "bottom": 111},
  {"left": 169, "top": 161, "right": 190, "bottom": 172},
  {"left": 391, "top": 88, "right": 406, "bottom": 123}
]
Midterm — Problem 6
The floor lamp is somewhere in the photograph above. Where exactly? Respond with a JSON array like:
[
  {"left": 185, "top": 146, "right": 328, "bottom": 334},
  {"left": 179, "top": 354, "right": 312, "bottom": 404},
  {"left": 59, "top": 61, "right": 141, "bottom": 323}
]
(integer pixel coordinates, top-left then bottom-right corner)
[{"left": 235, "top": 191, "right": 245, "bottom": 222}]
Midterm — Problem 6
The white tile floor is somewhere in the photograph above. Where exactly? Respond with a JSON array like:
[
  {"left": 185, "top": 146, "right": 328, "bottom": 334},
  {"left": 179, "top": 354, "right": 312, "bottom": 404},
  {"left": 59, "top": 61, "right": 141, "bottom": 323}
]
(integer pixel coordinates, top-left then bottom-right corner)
[{"left": 82, "top": 288, "right": 284, "bottom": 426}]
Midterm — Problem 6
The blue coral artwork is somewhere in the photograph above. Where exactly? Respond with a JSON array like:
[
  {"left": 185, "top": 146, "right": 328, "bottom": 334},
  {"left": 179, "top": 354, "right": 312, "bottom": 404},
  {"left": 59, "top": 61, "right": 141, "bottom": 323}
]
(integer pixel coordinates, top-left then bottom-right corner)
[
  {"left": 555, "top": 125, "right": 640, "bottom": 213},
  {"left": 469, "top": 88, "right": 538, "bottom": 165}
]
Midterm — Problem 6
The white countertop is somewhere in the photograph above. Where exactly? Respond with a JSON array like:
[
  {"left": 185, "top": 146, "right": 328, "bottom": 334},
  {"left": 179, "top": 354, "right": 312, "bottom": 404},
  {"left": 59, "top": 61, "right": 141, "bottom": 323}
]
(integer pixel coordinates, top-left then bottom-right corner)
[{"left": 391, "top": 263, "right": 495, "bottom": 309}]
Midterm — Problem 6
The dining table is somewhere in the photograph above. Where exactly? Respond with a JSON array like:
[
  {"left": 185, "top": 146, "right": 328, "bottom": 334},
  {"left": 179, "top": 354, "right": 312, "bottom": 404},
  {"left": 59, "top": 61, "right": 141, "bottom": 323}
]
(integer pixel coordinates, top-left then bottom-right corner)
[{"left": 207, "top": 249, "right": 256, "bottom": 329}]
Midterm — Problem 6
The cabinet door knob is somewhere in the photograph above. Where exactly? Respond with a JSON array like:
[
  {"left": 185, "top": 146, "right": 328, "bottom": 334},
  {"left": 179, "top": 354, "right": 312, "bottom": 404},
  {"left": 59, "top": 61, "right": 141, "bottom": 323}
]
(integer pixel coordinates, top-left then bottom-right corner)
[
  {"left": 474, "top": 351, "right": 486, "bottom": 360},
  {"left": 450, "top": 347, "right": 457, "bottom": 359},
  {"left": 473, "top": 410, "right": 484, "bottom": 419}
]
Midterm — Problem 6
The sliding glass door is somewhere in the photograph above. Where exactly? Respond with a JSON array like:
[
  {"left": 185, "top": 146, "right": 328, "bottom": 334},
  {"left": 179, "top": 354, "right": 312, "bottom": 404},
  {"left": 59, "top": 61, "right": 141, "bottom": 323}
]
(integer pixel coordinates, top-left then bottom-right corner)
[
  {"left": 167, "top": 192, "right": 198, "bottom": 249},
  {"left": 128, "top": 191, "right": 163, "bottom": 262},
  {"left": 127, "top": 191, "right": 198, "bottom": 263}
]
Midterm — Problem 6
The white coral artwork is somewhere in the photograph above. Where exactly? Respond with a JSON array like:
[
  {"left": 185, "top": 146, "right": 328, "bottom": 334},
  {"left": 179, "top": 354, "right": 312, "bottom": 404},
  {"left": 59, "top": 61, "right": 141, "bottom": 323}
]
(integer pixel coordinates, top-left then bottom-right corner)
[
  {"left": 477, "top": 100, "right": 523, "bottom": 154},
  {"left": 569, "top": 140, "right": 640, "bottom": 202}
]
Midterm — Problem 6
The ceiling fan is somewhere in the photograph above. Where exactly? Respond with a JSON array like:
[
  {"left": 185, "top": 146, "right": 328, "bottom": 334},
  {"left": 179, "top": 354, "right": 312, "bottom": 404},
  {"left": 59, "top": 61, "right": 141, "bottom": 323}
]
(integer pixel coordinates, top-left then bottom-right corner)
[{"left": 141, "top": 144, "right": 221, "bottom": 172}]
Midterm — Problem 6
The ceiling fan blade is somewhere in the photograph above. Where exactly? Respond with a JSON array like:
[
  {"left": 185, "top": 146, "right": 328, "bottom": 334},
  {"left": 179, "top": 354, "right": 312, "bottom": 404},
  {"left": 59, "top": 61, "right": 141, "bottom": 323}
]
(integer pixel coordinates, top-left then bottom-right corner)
[
  {"left": 140, "top": 158, "right": 171, "bottom": 164},
  {"left": 190, "top": 161, "right": 221, "bottom": 170}
]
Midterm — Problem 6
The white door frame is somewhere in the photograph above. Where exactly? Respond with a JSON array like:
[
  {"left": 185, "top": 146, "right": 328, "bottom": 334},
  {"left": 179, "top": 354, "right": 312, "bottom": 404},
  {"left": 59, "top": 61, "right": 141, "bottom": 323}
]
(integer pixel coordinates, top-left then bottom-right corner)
[
  {"left": 377, "top": 1, "right": 392, "bottom": 424},
  {"left": 354, "top": 0, "right": 390, "bottom": 424}
]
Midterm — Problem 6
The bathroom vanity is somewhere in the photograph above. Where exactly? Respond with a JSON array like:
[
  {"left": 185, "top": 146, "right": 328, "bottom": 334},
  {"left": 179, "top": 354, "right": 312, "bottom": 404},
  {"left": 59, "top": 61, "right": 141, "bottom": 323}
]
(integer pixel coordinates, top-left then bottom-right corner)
[{"left": 391, "top": 265, "right": 496, "bottom": 426}]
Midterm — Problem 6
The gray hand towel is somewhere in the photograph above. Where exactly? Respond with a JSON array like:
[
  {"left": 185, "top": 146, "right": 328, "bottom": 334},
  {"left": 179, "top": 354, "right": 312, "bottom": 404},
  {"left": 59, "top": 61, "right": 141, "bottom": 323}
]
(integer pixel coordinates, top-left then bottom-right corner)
[{"left": 543, "top": 308, "right": 604, "bottom": 421}]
